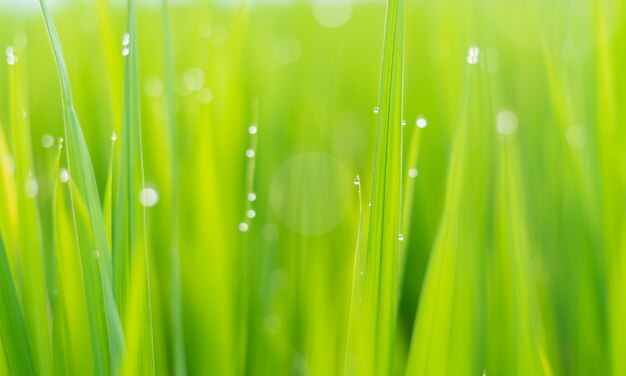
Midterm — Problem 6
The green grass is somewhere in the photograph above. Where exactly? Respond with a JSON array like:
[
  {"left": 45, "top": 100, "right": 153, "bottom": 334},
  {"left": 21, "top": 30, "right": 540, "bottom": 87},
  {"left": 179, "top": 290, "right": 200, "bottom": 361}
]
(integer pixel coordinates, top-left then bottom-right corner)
[{"left": 1, "top": 0, "right": 626, "bottom": 374}]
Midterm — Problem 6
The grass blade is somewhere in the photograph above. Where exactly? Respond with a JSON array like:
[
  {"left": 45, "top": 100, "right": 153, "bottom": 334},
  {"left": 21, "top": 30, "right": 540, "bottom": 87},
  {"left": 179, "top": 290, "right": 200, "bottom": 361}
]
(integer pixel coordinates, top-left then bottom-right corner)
[
  {"left": 36, "top": 0, "right": 125, "bottom": 373},
  {"left": 345, "top": 0, "right": 404, "bottom": 374}
]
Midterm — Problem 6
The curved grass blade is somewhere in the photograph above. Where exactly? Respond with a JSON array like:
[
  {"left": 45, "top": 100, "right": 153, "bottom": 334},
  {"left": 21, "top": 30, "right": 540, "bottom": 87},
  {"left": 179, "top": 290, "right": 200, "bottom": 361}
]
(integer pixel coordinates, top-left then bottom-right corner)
[{"left": 36, "top": 0, "right": 125, "bottom": 373}]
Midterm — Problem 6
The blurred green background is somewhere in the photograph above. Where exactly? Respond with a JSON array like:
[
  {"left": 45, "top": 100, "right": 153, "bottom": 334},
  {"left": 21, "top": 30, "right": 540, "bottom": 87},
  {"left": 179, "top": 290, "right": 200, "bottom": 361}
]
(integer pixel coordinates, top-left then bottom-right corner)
[{"left": 1, "top": 0, "right": 626, "bottom": 374}]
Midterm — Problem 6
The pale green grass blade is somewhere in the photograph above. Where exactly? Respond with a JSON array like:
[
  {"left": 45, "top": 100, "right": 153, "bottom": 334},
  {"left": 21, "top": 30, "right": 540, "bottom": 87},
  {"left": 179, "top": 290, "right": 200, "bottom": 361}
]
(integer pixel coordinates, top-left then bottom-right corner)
[
  {"left": 0, "top": 233, "right": 35, "bottom": 375},
  {"left": 346, "top": 0, "right": 404, "bottom": 374},
  {"left": 36, "top": 0, "right": 125, "bottom": 372}
]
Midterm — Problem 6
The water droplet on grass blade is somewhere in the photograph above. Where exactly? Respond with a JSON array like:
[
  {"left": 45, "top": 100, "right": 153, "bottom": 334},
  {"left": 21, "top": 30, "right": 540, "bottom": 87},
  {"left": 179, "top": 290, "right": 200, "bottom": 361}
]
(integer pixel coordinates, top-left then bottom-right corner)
[
  {"left": 122, "top": 32, "right": 130, "bottom": 46},
  {"left": 60, "top": 168, "right": 69, "bottom": 183},
  {"left": 353, "top": 176, "right": 360, "bottom": 185},
  {"left": 416, "top": 117, "right": 427, "bottom": 128},
  {"left": 139, "top": 187, "right": 159, "bottom": 207},
  {"left": 5, "top": 46, "right": 17, "bottom": 65},
  {"left": 247, "top": 209, "right": 256, "bottom": 219},
  {"left": 373, "top": 107, "right": 379, "bottom": 114},
  {"left": 408, "top": 168, "right": 418, "bottom": 178},
  {"left": 398, "top": 233, "right": 404, "bottom": 241},
  {"left": 122, "top": 47, "right": 129, "bottom": 56},
  {"left": 239, "top": 222, "right": 249, "bottom": 232},
  {"left": 246, "top": 149, "right": 255, "bottom": 158},
  {"left": 248, "top": 124, "right": 258, "bottom": 135},
  {"left": 401, "top": 120, "right": 407, "bottom": 126},
  {"left": 111, "top": 131, "right": 117, "bottom": 141},
  {"left": 466, "top": 45, "right": 480, "bottom": 65},
  {"left": 248, "top": 192, "right": 257, "bottom": 202}
]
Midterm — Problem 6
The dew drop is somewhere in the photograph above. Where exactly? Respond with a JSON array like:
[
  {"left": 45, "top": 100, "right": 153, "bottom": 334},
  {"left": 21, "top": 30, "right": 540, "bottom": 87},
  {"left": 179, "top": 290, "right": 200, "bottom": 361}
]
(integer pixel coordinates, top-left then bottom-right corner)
[
  {"left": 247, "top": 209, "right": 256, "bottom": 219},
  {"left": 5, "top": 46, "right": 17, "bottom": 65},
  {"left": 408, "top": 168, "right": 418, "bottom": 178},
  {"left": 496, "top": 110, "right": 518, "bottom": 135},
  {"left": 41, "top": 134, "right": 54, "bottom": 148},
  {"left": 239, "top": 222, "right": 249, "bottom": 232},
  {"left": 398, "top": 233, "right": 404, "bottom": 241},
  {"left": 416, "top": 117, "right": 428, "bottom": 128},
  {"left": 353, "top": 176, "right": 360, "bottom": 185},
  {"left": 139, "top": 187, "right": 159, "bottom": 207},
  {"left": 60, "top": 168, "right": 69, "bottom": 183},
  {"left": 247, "top": 192, "right": 257, "bottom": 202},
  {"left": 373, "top": 107, "right": 379, "bottom": 114},
  {"left": 468, "top": 45, "right": 480, "bottom": 57},
  {"left": 401, "top": 120, "right": 407, "bottom": 127},
  {"left": 248, "top": 124, "right": 258, "bottom": 135},
  {"left": 368, "top": 202, "right": 372, "bottom": 207},
  {"left": 122, "top": 32, "right": 130, "bottom": 46},
  {"left": 111, "top": 130, "right": 117, "bottom": 141},
  {"left": 58, "top": 137, "right": 64, "bottom": 144},
  {"left": 122, "top": 47, "right": 129, "bottom": 56},
  {"left": 467, "top": 55, "right": 478, "bottom": 65},
  {"left": 245, "top": 149, "right": 255, "bottom": 158}
]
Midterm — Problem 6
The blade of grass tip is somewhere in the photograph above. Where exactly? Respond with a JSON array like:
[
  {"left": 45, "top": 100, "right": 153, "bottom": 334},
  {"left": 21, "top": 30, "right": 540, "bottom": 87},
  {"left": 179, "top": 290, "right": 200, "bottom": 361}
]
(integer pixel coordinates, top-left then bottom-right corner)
[
  {"left": 8, "top": 50, "right": 52, "bottom": 375},
  {"left": 345, "top": 0, "right": 404, "bottom": 374},
  {"left": 161, "top": 0, "right": 187, "bottom": 372},
  {"left": 114, "top": 0, "right": 155, "bottom": 371},
  {"left": 36, "top": 0, "right": 125, "bottom": 373},
  {"left": 0, "top": 233, "right": 35, "bottom": 375}
]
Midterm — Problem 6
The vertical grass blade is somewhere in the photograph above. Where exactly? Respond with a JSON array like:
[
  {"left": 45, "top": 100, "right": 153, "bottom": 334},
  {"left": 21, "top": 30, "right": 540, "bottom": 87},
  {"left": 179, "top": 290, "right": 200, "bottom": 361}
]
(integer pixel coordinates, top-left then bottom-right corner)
[
  {"left": 345, "top": 0, "right": 404, "bottom": 374},
  {"left": 114, "top": 0, "right": 156, "bottom": 372},
  {"left": 161, "top": 0, "right": 187, "bottom": 372}
]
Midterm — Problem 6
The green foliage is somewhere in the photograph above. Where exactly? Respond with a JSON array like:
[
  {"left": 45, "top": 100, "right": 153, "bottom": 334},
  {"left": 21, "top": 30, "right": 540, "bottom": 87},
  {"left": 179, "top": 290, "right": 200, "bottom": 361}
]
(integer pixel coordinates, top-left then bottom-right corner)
[{"left": 0, "top": 0, "right": 625, "bottom": 375}]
